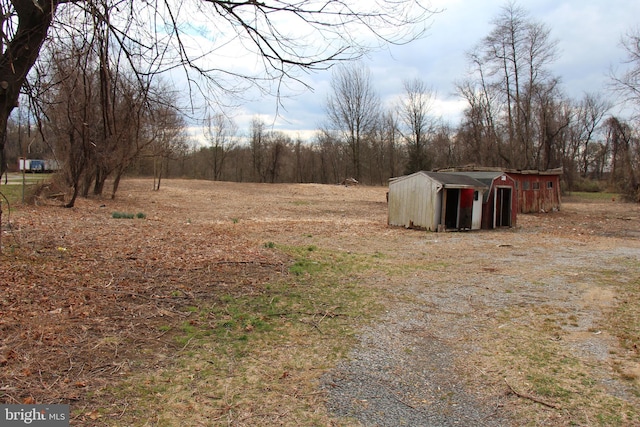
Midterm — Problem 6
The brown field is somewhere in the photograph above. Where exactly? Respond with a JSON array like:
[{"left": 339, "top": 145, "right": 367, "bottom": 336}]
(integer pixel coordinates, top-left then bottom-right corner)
[{"left": 1, "top": 178, "right": 639, "bottom": 426}]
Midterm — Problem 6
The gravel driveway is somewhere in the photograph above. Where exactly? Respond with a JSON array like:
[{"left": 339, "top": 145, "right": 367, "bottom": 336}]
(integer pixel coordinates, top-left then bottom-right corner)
[{"left": 318, "top": 208, "right": 640, "bottom": 426}]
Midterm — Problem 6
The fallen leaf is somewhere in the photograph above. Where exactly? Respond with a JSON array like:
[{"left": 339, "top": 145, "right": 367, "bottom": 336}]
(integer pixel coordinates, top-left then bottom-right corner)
[{"left": 85, "top": 410, "right": 101, "bottom": 420}]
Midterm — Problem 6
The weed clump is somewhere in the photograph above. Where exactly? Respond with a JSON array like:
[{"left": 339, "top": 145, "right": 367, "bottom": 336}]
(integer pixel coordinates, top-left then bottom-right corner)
[{"left": 112, "top": 212, "right": 146, "bottom": 219}]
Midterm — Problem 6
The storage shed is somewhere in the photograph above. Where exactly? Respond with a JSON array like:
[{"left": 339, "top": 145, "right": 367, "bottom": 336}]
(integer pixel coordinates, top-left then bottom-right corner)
[
  {"left": 448, "top": 171, "right": 518, "bottom": 229},
  {"left": 388, "top": 171, "right": 487, "bottom": 231},
  {"left": 506, "top": 169, "right": 562, "bottom": 213},
  {"left": 439, "top": 166, "right": 562, "bottom": 214}
]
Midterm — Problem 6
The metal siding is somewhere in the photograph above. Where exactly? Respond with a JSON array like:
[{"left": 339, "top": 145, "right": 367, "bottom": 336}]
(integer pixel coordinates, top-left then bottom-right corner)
[
  {"left": 388, "top": 173, "right": 440, "bottom": 230},
  {"left": 472, "top": 191, "right": 483, "bottom": 230}
]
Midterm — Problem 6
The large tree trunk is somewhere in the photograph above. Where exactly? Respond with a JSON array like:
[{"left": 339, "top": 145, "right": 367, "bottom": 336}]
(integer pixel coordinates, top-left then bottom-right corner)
[{"left": 0, "top": 1, "right": 57, "bottom": 167}]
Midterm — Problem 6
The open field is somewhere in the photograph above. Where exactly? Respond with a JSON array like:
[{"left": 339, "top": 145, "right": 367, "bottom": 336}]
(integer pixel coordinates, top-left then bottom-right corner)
[{"left": 1, "top": 178, "right": 639, "bottom": 426}]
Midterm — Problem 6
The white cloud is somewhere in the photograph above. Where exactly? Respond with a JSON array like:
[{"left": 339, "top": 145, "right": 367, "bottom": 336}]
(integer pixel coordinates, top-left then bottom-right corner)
[{"left": 174, "top": 0, "right": 640, "bottom": 136}]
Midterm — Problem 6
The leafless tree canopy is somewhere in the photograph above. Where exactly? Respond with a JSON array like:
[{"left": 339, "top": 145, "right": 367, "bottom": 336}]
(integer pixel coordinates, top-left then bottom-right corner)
[
  {"left": 0, "top": 0, "right": 434, "bottom": 176},
  {"left": 612, "top": 28, "right": 640, "bottom": 119},
  {"left": 398, "top": 78, "right": 436, "bottom": 173},
  {"left": 324, "top": 62, "right": 381, "bottom": 181},
  {"left": 2, "top": 2, "right": 637, "bottom": 200},
  {"left": 456, "top": 2, "right": 561, "bottom": 170}
]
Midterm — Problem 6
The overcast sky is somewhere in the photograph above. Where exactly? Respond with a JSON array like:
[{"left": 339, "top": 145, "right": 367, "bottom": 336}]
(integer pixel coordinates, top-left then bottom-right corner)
[{"left": 187, "top": 0, "right": 640, "bottom": 142}]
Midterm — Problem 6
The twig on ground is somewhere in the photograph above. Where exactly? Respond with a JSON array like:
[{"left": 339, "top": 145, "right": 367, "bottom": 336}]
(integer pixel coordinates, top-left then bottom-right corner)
[
  {"left": 179, "top": 336, "right": 194, "bottom": 352},
  {"left": 504, "top": 378, "right": 560, "bottom": 410}
]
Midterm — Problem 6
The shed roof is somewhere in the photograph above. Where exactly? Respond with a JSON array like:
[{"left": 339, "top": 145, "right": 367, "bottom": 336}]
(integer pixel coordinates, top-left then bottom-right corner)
[
  {"left": 423, "top": 172, "right": 487, "bottom": 188},
  {"left": 437, "top": 165, "right": 562, "bottom": 176},
  {"left": 390, "top": 171, "right": 487, "bottom": 189},
  {"left": 445, "top": 171, "right": 506, "bottom": 186}
]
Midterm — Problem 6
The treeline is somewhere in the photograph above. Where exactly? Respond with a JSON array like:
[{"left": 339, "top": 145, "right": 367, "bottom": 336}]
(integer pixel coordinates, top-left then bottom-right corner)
[
  {"left": 4, "top": 3, "right": 640, "bottom": 203},
  {"left": 131, "top": 109, "right": 636, "bottom": 196}
]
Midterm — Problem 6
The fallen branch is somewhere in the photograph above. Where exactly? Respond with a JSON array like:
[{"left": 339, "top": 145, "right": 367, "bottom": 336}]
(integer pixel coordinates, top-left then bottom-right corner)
[
  {"left": 504, "top": 378, "right": 560, "bottom": 410},
  {"left": 299, "top": 318, "right": 323, "bottom": 334}
]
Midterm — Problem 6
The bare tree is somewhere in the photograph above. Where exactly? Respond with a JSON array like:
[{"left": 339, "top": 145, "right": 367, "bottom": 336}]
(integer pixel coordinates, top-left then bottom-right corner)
[
  {"left": 398, "top": 78, "right": 436, "bottom": 173},
  {"left": 264, "top": 131, "right": 292, "bottom": 183},
  {"left": 604, "top": 116, "right": 639, "bottom": 200},
  {"left": 565, "top": 93, "right": 610, "bottom": 182},
  {"left": 38, "top": 37, "right": 99, "bottom": 208},
  {"left": 456, "top": 54, "right": 506, "bottom": 167},
  {"left": 533, "top": 80, "right": 570, "bottom": 171},
  {"left": 324, "top": 63, "right": 380, "bottom": 181},
  {"left": 608, "top": 27, "right": 640, "bottom": 199},
  {"left": 380, "top": 110, "right": 403, "bottom": 178},
  {"left": 430, "top": 123, "right": 457, "bottom": 168},
  {"left": 315, "top": 130, "right": 343, "bottom": 184},
  {"left": 204, "top": 112, "right": 237, "bottom": 180},
  {"left": 150, "top": 105, "right": 188, "bottom": 191},
  {"left": 461, "top": 2, "right": 559, "bottom": 169},
  {"left": 33, "top": 21, "right": 176, "bottom": 202},
  {"left": 611, "top": 27, "right": 640, "bottom": 119},
  {"left": 249, "top": 117, "right": 268, "bottom": 182}
]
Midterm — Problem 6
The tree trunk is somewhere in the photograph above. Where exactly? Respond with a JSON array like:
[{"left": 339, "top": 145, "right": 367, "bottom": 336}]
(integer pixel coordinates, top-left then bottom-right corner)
[
  {"left": 111, "top": 167, "right": 124, "bottom": 199},
  {"left": 65, "top": 184, "right": 80, "bottom": 208},
  {"left": 0, "top": 1, "right": 57, "bottom": 165}
]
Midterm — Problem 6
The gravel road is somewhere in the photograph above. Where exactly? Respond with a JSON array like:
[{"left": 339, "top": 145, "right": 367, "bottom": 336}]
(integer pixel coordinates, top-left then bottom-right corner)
[{"left": 319, "top": 216, "right": 640, "bottom": 426}]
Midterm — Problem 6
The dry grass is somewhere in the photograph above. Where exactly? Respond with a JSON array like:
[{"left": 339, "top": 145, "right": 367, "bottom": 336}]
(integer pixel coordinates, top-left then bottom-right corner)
[
  {"left": 91, "top": 245, "right": 384, "bottom": 426},
  {"left": 1, "top": 178, "right": 639, "bottom": 426}
]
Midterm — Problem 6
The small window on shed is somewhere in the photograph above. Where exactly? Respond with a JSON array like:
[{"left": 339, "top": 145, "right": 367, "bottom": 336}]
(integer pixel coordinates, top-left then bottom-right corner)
[
  {"left": 547, "top": 181, "right": 553, "bottom": 189},
  {"left": 474, "top": 191, "right": 479, "bottom": 201},
  {"left": 533, "top": 182, "right": 540, "bottom": 190},
  {"left": 523, "top": 181, "right": 530, "bottom": 190}
]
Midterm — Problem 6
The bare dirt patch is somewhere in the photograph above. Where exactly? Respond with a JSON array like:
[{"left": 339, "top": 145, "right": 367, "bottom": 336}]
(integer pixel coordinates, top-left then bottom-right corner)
[{"left": 1, "top": 179, "right": 639, "bottom": 426}]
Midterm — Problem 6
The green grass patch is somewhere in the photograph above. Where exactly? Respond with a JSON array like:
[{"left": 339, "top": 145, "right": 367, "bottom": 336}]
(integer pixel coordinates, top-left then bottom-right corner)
[
  {"left": 112, "top": 211, "right": 146, "bottom": 219},
  {"left": 107, "top": 244, "right": 385, "bottom": 426},
  {"left": 565, "top": 191, "right": 619, "bottom": 201},
  {"left": 1, "top": 173, "right": 56, "bottom": 208},
  {"left": 0, "top": 184, "right": 37, "bottom": 208}
]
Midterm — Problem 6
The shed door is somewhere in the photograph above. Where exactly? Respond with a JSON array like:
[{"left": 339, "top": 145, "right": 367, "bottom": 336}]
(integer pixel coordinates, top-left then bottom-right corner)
[
  {"left": 444, "top": 189, "right": 460, "bottom": 229},
  {"left": 459, "top": 189, "right": 474, "bottom": 230},
  {"left": 495, "top": 187, "right": 512, "bottom": 227}
]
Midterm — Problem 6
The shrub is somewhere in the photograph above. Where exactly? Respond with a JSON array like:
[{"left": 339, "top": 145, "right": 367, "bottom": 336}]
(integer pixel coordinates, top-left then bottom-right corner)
[{"left": 571, "top": 178, "right": 602, "bottom": 193}]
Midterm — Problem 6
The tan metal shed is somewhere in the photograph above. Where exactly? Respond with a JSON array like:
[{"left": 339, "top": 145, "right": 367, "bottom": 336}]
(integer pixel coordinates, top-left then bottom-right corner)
[{"left": 388, "top": 172, "right": 487, "bottom": 231}]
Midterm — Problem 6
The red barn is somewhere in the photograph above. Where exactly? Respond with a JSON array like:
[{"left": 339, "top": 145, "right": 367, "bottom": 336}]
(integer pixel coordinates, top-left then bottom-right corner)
[
  {"left": 439, "top": 166, "right": 562, "bottom": 214},
  {"left": 506, "top": 169, "right": 562, "bottom": 213}
]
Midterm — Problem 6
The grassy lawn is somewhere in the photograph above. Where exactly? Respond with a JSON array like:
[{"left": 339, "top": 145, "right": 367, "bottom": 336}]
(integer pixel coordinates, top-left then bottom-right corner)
[
  {"left": 95, "top": 245, "right": 385, "bottom": 426},
  {"left": 564, "top": 191, "right": 620, "bottom": 201},
  {"left": 0, "top": 173, "right": 54, "bottom": 206}
]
